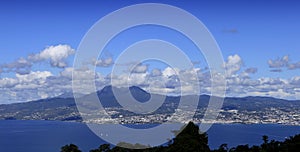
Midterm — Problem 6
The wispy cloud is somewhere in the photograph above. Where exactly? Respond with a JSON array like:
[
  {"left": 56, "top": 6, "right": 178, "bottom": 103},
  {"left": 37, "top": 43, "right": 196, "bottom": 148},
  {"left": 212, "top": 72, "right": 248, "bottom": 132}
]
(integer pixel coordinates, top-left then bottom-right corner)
[
  {"left": 268, "top": 55, "right": 289, "bottom": 69},
  {"left": 268, "top": 55, "right": 300, "bottom": 72},
  {"left": 131, "top": 63, "right": 148, "bottom": 73},
  {"left": 0, "top": 57, "right": 32, "bottom": 75},
  {"left": 244, "top": 68, "right": 258, "bottom": 74},
  {"left": 94, "top": 57, "right": 114, "bottom": 67},
  {"left": 270, "top": 69, "right": 282, "bottom": 72},
  {"left": 288, "top": 61, "right": 300, "bottom": 70},
  {"left": 222, "top": 28, "right": 239, "bottom": 34}
]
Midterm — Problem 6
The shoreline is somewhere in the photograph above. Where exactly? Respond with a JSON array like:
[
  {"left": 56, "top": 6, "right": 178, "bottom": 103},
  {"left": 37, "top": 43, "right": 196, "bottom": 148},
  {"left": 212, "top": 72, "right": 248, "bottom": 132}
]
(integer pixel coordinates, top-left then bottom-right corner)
[{"left": 1, "top": 119, "right": 300, "bottom": 126}]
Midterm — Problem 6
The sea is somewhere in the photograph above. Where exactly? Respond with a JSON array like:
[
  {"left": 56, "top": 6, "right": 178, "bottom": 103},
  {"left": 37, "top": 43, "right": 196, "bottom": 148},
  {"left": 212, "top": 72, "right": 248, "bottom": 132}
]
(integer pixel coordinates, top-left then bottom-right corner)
[{"left": 0, "top": 120, "right": 299, "bottom": 152}]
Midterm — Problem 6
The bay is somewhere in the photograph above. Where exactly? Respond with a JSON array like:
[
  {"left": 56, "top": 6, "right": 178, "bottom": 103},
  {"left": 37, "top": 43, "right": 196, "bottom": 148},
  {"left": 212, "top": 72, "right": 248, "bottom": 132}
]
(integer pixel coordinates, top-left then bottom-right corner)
[{"left": 0, "top": 120, "right": 299, "bottom": 152}]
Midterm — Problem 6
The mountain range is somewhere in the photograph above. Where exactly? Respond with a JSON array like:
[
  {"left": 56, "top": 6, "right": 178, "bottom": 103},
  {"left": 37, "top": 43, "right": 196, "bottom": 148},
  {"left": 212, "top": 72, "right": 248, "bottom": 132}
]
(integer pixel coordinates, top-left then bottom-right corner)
[{"left": 0, "top": 86, "right": 299, "bottom": 124}]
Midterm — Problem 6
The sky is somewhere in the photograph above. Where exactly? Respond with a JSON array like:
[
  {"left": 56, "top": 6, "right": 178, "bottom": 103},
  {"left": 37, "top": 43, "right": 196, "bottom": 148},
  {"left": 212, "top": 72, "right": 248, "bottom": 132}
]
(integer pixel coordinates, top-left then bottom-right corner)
[{"left": 0, "top": 0, "right": 300, "bottom": 103}]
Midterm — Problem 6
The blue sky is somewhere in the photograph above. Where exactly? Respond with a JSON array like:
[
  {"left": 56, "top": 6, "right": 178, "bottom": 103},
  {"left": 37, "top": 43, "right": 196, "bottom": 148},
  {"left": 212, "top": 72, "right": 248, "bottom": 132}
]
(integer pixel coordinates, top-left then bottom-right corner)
[{"left": 0, "top": 0, "right": 300, "bottom": 103}]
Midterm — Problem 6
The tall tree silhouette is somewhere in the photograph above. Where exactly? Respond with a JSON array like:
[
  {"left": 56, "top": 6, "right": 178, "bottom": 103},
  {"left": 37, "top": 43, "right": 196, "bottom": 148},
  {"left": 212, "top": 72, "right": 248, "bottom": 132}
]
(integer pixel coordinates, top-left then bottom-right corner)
[
  {"left": 61, "top": 144, "right": 82, "bottom": 152},
  {"left": 167, "top": 121, "right": 210, "bottom": 152}
]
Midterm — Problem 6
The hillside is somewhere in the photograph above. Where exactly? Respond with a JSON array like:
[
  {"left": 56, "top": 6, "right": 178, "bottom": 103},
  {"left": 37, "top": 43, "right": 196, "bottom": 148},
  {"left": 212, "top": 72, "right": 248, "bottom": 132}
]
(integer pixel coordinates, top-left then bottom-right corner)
[{"left": 0, "top": 86, "right": 299, "bottom": 125}]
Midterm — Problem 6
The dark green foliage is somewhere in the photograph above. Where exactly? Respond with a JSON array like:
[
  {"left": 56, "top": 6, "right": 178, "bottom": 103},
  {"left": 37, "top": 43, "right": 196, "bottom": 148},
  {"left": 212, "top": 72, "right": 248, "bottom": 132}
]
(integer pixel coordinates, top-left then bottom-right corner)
[
  {"left": 229, "top": 145, "right": 250, "bottom": 152},
  {"left": 211, "top": 144, "right": 228, "bottom": 152},
  {"left": 115, "top": 142, "right": 150, "bottom": 149},
  {"left": 228, "top": 134, "right": 300, "bottom": 152},
  {"left": 279, "top": 134, "right": 300, "bottom": 152},
  {"left": 89, "top": 144, "right": 111, "bottom": 152},
  {"left": 61, "top": 144, "right": 82, "bottom": 152},
  {"left": 262, "top": 135, "right": 268, "bottom": 145},
  {"left": 167, "top": 121, "right": 210, "bottom": 152},
  {"left": 250, "top": 146, "right": 260, "bottom": 152}
]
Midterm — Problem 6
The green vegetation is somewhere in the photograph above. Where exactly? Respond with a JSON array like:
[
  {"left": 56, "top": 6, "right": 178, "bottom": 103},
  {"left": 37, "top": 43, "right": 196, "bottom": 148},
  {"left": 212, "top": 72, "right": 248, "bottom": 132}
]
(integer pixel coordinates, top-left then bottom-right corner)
[
  {"left": 61, "top": 122, "right": 300, "bottom": 152},
  {"left": 61, "top": 144, "right": 81, "bottom": 152}
]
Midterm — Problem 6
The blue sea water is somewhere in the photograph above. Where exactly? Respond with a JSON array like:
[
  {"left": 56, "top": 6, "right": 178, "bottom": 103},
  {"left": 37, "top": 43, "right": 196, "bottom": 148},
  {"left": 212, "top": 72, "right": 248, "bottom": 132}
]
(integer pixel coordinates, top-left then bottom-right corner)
[{"left": 0, "top": 120, "right": 299, "bottom": 152}]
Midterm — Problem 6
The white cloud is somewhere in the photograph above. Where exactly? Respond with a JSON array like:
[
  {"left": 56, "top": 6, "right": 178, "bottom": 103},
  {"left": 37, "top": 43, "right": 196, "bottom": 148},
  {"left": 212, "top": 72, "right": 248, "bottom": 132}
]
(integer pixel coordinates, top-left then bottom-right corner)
[
  {"left": 268, "top": 55, "right": 300, "bottom": 71},
  {"left": 0, "top": 57, "right": 32, "bottom": 75},
  {"left": 128, "top": 73, "right": 148, "bottom": 85},
  {"left": 38, "top": 91, "right": 49, "bottom": 99},
  {"left": 225, "top": 54, "right": 243, "bottom": 76},
  {"left": 268, "top": 55, "right": 289, "bottom": 68},
  {"left": 0, "top": 78, "right": 18, "bottom": 88},
  {"left": 1, "top": 64, "right": 300, "bottom": 103},
  {"left": 288, "top": 61, "right": 300, "bottom": 70},
  {"left": 5, "top": 57, "right": 31, "bottom": 69},
  {"left": 0, "top": 71, "right": 54, "bottom": 103},
  {"left": 162, "top": 67, "right": 179, "bottom": 77},
  {"left": 150, "top": 68, "right": 162, "bottom": 77},
  {"left": 95, "top": 57, "right": 114, "bottom": 67},
  {"left": 16, "top": 71, "right": 52, "bottom": 83},
  {"left": 0, "top": 44, "right": 75, "bottom": 81},
  {"left": 109, "top": 72, "right": 148, "bottom": 87},
  {"left": 290, "top": 76, "right": 300, "bottom": 85},
  {"left": 60, "top": 67, "right": 73, "bottom": 79},
  {"left": 2, "top": 51, "right": 300, "bottom": 103},
  {"left": 131, "top": 63, "right": 148, "bottom": 73},
  {"left": 28, "top": 44, "right": 75, "bottom": 68}
]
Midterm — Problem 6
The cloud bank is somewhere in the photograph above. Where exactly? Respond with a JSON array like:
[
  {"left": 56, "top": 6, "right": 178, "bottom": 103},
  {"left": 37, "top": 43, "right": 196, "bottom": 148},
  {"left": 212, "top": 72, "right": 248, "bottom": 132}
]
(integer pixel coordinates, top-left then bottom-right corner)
[{"left": 1, "top": 48, "right": 300, "bottom": 103}]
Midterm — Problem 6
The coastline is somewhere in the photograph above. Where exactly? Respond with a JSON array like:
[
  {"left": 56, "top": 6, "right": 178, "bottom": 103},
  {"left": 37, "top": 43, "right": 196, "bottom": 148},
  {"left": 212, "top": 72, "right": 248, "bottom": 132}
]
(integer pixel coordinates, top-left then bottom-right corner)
[{"left": 1, "top": 119, "right": 300, "bottom": 126}]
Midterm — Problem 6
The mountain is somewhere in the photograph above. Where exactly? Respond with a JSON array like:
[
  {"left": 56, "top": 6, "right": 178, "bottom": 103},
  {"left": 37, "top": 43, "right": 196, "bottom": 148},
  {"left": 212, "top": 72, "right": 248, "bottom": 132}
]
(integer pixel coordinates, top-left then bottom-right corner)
[
  {"left": 0, "top": 97, "right": 79, "bottom": 121},
  {"left": 96, "top": 85, "right": 151, "bottom": 107},
  {"left": 0, "top": 86, "right": 157, "bottom": 121},
  {"left": 0, "top": 86, "right": 299, "bottom": 124},
  {"left": 222, "top": 95, "right": 300, "bottom": 111},
  {"left": 56, "top": 91, "right": 85, "bottom": 99}
]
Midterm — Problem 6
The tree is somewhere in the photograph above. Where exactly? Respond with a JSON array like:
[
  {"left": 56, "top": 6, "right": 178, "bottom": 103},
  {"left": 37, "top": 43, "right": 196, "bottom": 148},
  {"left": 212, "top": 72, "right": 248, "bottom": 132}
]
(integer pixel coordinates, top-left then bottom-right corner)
[
  {"left": 90, "top": 144, "right": 111, "bottom": 152},
  {"left": 280, "top": 134, "right": 300, "bottom": 151},
  {"left": 167, "top": 121, "right": 210, "bottom": 152},
  {"left": 262, "top": 135, "right": 268, "bottom": 145},
  {"left": 261, "top": 135, "right": 269, "bottom": 151},
  {"left": 217, "top": 144, "right": 228, "bottom": 152},
  {"left": 61, "top": 144, "right": 82, "bottom": 152},
  {"left": 235, "top": 144, "right": 250, "bottom": 152},
  {"left": 249, "top": 145, "right": 260, "bottom": 152}
]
